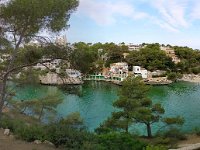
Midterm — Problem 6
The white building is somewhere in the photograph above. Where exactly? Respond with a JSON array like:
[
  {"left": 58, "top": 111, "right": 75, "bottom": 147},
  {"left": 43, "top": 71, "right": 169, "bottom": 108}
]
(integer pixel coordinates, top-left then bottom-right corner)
[
  {"left": 110, "top": 62, "right": 128, "bottom": 74},
  {"left": 128, "top": 43, "right": 141, "bottom": 51},
  {"left": 133, "top": 66, "right": 148, "bottom": 79},
  {"left": 109, "top": 62, "right": 129, "bottom": 81},
  {"left": 27, "top": 40, "right": 41, "bottom": 47},
  {"left": 0, "top": 54, "right": 10, "bottom": 62},
  {"left": 55, "top": 36, "right": 67, "bottom": 46}
]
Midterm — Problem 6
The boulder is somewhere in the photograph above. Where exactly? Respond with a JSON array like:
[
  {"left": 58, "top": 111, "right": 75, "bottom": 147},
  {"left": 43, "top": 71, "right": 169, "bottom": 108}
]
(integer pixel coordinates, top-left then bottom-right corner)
[
  {"left": 34, "top": 140, "right": 42, "bottom": 144},
  {"left": 4, "top": 129, "right": 10, "bottom": 136},
  {"left": 43, "top": 140, "right": 54, "bottom": 146}
]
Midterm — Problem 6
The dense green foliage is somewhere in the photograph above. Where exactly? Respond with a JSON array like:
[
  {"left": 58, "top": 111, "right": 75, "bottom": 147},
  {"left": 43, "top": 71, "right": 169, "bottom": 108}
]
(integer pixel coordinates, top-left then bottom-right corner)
[
  {"left": 0, "top": 114, "right": 147, "bottom": 150},
  {"left": 145, "top": 145, "right": 167, "bottom": 150},
  {"left": 70, "top": 42, "right": 128, "bottom": 74},
  {"left": 70, "top": 42, "right": 98, "bottom": 74},
  {"left": 194, "top": 127, "right": 200, "bottom": 136},
  {"left": 97, "top": 133, "right": 146, "bottom": 150},
  {"left": 174, "top": 46, "right": 200, "bottom": 74},
  {"left": 126, "top": 44, "right": 174, "bottom": 71},
  {"left": 0, "top": 0, "right": 79, "bottom": 34},
  {"left": 167, "top": 72, "right": 183, "bottom": 81}
]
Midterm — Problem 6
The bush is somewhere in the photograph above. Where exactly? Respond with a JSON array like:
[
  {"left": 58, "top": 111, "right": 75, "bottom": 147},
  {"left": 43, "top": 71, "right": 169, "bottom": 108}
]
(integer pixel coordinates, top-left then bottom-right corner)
[
  {"left": 45, "top": 123, "right": 97, "bottom": 149},
  {"left": 163, "top": 128, "right": 187, "bottom": 140},
  {"left": 167, "top": 72, "right": 177, "bottom": 81},
  {"left": 153, "top": 137, "right": 171, "bottom": 145},
  {"left": 16, "top": 125, "right": 46, "bottom": 142},
  {"left": 167, "top": 72, "right": 183, "bottom": 81},
  {"left": 191, "top": 67, "right": 200, "bottom": 74},
  {"left": 0, "top": 115, "right": 99, "bottom": 149},
  {"left": 0, "top": 117, "right": 26, "bottom": 132},
  {"left": 194, "top": 127, "right": 200, "bottom": 136},
  {"left": 0, "top": 116, "right": 46, "bottom": 142},
  {"left": 97, "top": 133, "right": 146, "bottom": 150},
  {"left": 145, "top": 145, "right": 167, "bottom": 150}
]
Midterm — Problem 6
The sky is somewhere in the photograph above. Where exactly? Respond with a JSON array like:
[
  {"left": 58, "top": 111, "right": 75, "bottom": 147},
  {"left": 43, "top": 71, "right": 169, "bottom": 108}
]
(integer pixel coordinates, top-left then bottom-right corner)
[{"left": 66, "top": 0, "right": 200, "bottom": 49}]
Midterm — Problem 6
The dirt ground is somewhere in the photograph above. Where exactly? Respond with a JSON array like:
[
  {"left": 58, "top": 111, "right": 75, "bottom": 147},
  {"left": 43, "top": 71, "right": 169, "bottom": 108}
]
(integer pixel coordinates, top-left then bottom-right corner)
[
  {"left": 178, "top": 134, "right": 200, "bottom": 147},
  {"left": 0, "top": 129, "right": 57, "bottom": 150}
]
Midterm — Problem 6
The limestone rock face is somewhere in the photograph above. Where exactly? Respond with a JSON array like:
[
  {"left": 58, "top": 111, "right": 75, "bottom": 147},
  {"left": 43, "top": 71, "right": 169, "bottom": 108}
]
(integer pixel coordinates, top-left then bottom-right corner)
[
  {"left": 40, "top": 73, "right": 83, "bottom": 85},
  {"left": 4, "top": 129, "right": 10, "bottom": 136}
]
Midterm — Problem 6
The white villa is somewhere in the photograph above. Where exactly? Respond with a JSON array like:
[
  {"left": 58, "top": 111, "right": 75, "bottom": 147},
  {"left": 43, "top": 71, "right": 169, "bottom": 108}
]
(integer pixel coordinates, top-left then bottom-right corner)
[
  {"left": 0, "top": 54, "right": 10, "bottom": 63},
  {"left": 109, "top": 62, "right": 129, "bottom": 81},
  {"left": 133, "top": 66, "right": 148, "bottom": 79},
  {"left": 128, "top": 43, "right": 141, "bottom": 51},
  {"left": 55, "top": 36, "right": 67, "bottom": 46},
  {"left": 160, "top": 46, "right": 180, "bottom": 64}
]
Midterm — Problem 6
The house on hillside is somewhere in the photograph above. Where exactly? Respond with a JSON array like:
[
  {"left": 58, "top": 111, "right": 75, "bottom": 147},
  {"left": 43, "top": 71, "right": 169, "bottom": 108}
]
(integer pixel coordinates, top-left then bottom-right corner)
[
  {"left": 109, "top": 62, "right": 129, "bottom": 81},
  {"left": 133, "top": 66, "right": 148, "bottom": 79},
  {"left": 55, "top": 36, "right": 67, "bottom": 46},
  {"left": 128, "top": 43, "right": 141, "bottom": 51},
  {"left": 160, "top": 46, "right": 180, "bottom": 64}
]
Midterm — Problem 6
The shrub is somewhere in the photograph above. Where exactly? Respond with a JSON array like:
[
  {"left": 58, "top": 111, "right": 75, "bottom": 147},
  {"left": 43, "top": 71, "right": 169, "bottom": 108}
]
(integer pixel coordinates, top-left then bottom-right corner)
[
  {"left": 145, "top": 145, "right": 167, "bottom": 150},
  {"left": 167, "top": 72, "right": 177, "bottom": 81},
  {"left": 163, "top": 128, "right": 187, "bottom": 140},
  {"left": 97, "top": 133, "right": 146, "bottom": 150},
  {"left": 0, "top": 117, "right": 26, "bottom": 133},
  {"left": 0, "top": 116, "right": 47, "bottom": 142},
  {"left": 16, "top": 125, "right": 46, "bottom": 142},
  {"left": 194, "top": 127, "right": 200, "bottom": 136},
  {"left": 154, "top": 137, "right": 171, "bottom": 145},
  {"left": 45, "top": 123, "right": 96, "bottom": 149},
  {"left": 191, "top": 67, "right": 200, "bottom": 74}
]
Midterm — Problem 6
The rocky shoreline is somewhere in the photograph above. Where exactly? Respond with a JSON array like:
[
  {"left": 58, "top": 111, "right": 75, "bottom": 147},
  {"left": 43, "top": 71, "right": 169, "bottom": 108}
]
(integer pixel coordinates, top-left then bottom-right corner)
[
  {"left": 180, "top": 74, "right": 200, "bottom": 83},
  {"left": 144, "top": 77, "right": 172, "bottom": 85},
  {"left": 39, "top": 73, "right": 83, "bottom": 85},
  {"left": 39, "top": 73, "right": 200, "bottom": 86}
]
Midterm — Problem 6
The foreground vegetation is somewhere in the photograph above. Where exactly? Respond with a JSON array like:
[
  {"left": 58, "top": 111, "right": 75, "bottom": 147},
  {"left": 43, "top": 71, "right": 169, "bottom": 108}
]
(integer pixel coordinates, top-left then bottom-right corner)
[
  {"left": 0, "top": 112, "right": 147, "bottom": 150},
  {"left": 0, "top": 109, "right": 191, "bottom": 149}
]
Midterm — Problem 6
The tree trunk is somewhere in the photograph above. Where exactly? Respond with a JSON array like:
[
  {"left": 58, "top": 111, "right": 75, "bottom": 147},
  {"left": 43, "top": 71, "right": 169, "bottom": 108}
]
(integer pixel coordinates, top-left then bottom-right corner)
[
  {"left": 0, "top": 75, "right": 8, "bottom": 119},
  {"left": 38, "top": 106, "right": 44, "bottom": 121},
  {"left": 125, "top": 124, "right": 129, "bottom": 133},
  {"left": 125, "top": 115, "right": 129, "bottom": 133},
  {"left": 146, "top": 123, "right": 152, "bottom": 138}
]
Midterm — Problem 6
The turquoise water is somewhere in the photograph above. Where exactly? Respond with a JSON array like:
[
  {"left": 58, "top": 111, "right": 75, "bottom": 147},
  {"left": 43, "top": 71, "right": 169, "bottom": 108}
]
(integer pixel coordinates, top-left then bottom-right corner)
[{"left": 13, "top": 81, "right": 200, "bottom": 134}]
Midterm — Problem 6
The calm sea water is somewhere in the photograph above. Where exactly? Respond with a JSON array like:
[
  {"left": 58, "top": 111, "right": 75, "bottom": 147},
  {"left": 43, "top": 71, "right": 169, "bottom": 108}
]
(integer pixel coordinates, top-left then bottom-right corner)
[{"left": 13, "top": 81, "right": 200, "bottom": 134}]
